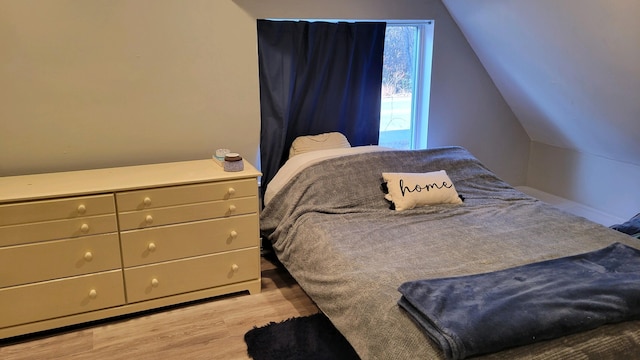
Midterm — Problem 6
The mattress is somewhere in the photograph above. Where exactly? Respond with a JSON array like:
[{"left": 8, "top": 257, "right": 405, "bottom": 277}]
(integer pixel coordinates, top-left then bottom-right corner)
[{"left": 260, "top": 146, "right": 640, "bottom": 359}]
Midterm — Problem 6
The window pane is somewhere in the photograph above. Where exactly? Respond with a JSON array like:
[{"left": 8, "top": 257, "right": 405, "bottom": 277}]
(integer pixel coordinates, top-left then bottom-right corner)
[
  {"left": 379, "top": 25, "right": 417, "bottom": 150},
  {"left": 379, "top": 94, "right": 413, "bottom": 149}
]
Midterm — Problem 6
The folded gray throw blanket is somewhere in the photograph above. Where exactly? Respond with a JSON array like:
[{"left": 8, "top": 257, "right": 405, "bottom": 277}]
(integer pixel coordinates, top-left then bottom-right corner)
[{"left": 398, "top": 242, "right": 640, "bottom": 360}]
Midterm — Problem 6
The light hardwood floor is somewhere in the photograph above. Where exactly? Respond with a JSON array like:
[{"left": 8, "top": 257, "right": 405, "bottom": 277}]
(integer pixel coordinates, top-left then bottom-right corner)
[{"left": 0, "top": 253, "right": 319, "bottom": 360}]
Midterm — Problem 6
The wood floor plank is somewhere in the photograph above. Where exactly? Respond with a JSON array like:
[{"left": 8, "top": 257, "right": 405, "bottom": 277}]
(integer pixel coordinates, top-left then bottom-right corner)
[{"left": 0, "top": 254, "right": 319, "bottom": 360}]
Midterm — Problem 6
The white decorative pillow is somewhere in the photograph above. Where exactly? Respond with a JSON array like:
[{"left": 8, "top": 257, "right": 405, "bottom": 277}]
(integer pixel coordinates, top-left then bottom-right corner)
[
  {"left": 289, "top": 132, "right": 351, "bottom": 159},
  {"left": 382, "top": 170, "right": 463, "bottom": 211}
]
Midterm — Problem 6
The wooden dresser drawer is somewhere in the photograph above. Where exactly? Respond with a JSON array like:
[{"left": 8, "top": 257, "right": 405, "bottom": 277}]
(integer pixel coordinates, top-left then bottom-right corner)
[
  {"left": 117, "top": 197, "right": 257, "bottom": 231},
  {"left": 124, "top": 247, "right": 260, "bottom": 303},
  {"left": 0, "top": 270, "right": 125, "bottom": 329},
  {"left": 0, "top": 214, "right": 118, "bottom": 247},
  {"left": 0, "top": 194, "right": 115, "bottom": 226},
  {"left": 0, "top": 159, "right": 261, "bottom": 339},
  {"left": 0, "top": 233, "right": 122, "bottom": 288},
  {"left": 120, "top": 214, "right": 259, "bottom": 267},
  {"left": 115, "top": 179, "right": 257, "bottom": 212}
]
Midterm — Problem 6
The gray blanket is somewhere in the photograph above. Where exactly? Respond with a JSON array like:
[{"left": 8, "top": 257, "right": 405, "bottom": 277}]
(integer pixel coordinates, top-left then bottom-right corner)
[
  {"left": 260, "top": 146, "right": 640, "bottom": 359},
  {"left": 398, "top": 242, "right": 640, "bottom": 360}
]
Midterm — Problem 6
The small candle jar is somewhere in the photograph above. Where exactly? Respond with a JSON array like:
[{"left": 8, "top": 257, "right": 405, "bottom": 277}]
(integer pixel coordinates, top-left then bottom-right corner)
[
  {"left": 223, "top": 153, "right": 244, "bottom": 172},
  {"left": 215, "top": 148, "right": 230, "bottom": 162}
]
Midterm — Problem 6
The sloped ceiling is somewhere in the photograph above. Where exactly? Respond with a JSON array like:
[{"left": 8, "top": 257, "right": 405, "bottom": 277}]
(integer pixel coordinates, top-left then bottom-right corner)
[{"left": 442, "top": 0, "right": 640, "bottom": 166}]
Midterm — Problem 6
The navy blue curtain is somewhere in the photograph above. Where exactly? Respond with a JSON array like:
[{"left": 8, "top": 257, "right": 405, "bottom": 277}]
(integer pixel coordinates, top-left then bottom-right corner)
[{"left": 257, "top": 19, "right": 386, "bottom": 197}]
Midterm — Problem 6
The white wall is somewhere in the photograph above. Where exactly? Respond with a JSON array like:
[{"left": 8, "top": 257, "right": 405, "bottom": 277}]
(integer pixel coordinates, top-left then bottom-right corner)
[
  {"left": 1, "top": 0, "right": 529, "bottom": 187},
  {"left": 528, "top": 142, "right": 640, "bottom": 220},
  {"left": 0, "top": 0, "right": 261, "bottom": 176},
  {"left": 444, "top": 0, "right": 640, "bottom": 219}
]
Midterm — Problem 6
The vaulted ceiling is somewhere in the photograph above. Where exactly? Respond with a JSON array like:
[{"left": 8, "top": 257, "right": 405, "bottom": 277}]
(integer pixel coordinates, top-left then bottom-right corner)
[{"left": 442, "top": 0, "right": 640, "bottom": 166}]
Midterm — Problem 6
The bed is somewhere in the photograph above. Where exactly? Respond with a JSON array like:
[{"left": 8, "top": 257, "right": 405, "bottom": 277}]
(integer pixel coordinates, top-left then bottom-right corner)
[{"left": 259, "top": 144, "right": 640, "bottom": 359}]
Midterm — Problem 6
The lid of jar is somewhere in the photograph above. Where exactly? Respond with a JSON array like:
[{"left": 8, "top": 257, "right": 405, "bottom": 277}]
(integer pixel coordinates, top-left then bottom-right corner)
[{"left": 224, "top": 153, "right": 242, "bottom": 161}]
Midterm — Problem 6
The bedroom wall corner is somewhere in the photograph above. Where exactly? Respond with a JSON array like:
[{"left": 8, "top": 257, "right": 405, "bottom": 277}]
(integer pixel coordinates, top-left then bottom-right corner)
[
  {"left": 429, "top": 0, "right": 530, "bottom": 187},
  {"left": 527, "top": 141, "right": 640, "bottom": 221}
]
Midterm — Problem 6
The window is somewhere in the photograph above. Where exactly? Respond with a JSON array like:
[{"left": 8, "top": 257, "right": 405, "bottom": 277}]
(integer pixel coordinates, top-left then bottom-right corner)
[
  {"left": 271, "top": 19, "right": 434, "bottom": 150},
  {"left": 379, "top": 21, "right": 434, "bottom": 150}
]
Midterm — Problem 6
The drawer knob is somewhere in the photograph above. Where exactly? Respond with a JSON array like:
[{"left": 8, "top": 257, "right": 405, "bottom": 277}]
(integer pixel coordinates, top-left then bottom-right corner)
[
  {"left": 143, "top": 197, "right": 152, "bottom": 206},
  {"left": 77, "top": 204, "right": 87, "bottom": 214},
  {"left": 89, "top": 289, "right": 97, "bottom": 299},
  {"left": 228, "top": 187, "right": 236, "bottom": 196},
  {"left": 147, "top": 242, "right": 157, "bottom": 252},
  {"left": 84, "top": 251, "right": 93, "bottom": 261},
  {"left": 228, "top": 204, "right": 237, "bottom": 213},
  {"left": 151, "top": 278, "right": 160, "bottom": 287},
  {"left": 230, "top": 230, "right": 238, "bottom": 239},
  {"left": 80, "top": 223, "right": 90, "bottom": 233},
  {"left": 145, "top": 215, "right": 154, "bottom": 224},
  {"left": 231, "top": 264, "right": 239, "bottom": 272}
]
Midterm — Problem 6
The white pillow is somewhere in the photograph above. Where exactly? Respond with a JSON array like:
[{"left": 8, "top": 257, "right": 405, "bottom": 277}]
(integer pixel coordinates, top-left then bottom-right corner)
[
  {"left": 289, "top": 132, "right": 351, "bottom": 159},
  {"left": 382, "top": 170, "right": 462, "bottom": 211},
  {"left": 265, "top": 146, "right": 392, "bottom": 206}
]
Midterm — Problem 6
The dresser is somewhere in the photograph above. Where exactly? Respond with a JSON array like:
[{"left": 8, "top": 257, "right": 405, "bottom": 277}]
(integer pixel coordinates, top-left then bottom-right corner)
[{"left": 0, "top": 160, "right": 261, "bottom": 339}]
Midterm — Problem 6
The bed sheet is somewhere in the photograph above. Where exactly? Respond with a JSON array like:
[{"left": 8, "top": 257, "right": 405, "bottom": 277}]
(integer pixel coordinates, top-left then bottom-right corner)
[{"left": 260, "top": 146, "right": 640, "bottom": 359}]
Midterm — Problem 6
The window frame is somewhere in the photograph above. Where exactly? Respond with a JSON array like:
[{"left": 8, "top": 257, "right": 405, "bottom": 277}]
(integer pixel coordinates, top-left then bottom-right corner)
[{"left": 383, "top": 20, "right": 434, "bottom": 150}]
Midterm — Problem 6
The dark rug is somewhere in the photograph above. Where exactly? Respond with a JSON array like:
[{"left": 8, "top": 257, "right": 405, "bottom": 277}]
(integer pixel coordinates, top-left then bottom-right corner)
[{"left": 244, "top": 312, "right": 360, "bottom": 360}]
